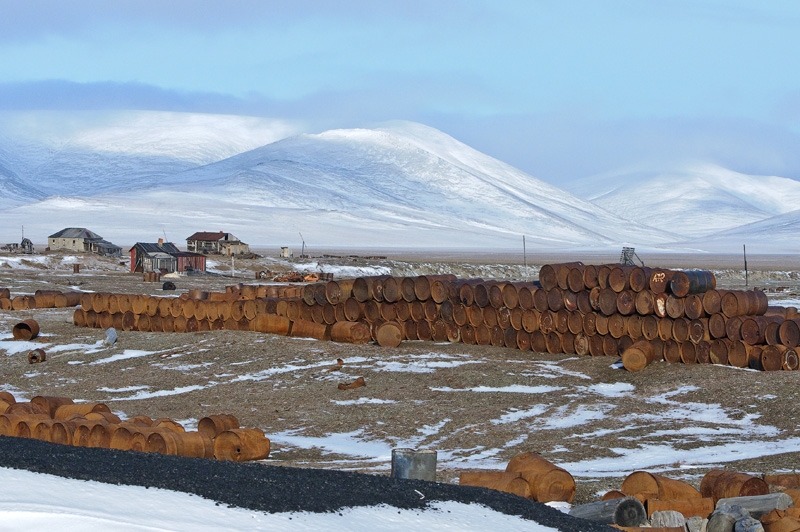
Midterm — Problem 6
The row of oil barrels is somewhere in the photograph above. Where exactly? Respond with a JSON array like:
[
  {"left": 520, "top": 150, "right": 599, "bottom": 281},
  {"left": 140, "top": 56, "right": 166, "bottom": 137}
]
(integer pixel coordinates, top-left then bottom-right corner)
[
  {"left": 206, "top": 271, "right": 800, "bottom": 363},
  {"left": 61, "top": 266, "right": 800, "bottom": 368},
  {"left": 71, "top": 291, "right": 374, "bottom": 343},
  {"left": 292, "top": 264, "right": 714, "bottom": 308},
  {"left": 72, "top": 304, "right": 372, "bottom": 343},
  {"left": 0, "top": 391, "right": 270, "bottom": 461},
  {"left": 143, "top": 271, "right": 162, "bottom": 282},
  {"left": 538, "top": 262, "right": 717, "bottom": 297},
  {"left": 0, "top": 289, "right": 83, "bottom": 310}
]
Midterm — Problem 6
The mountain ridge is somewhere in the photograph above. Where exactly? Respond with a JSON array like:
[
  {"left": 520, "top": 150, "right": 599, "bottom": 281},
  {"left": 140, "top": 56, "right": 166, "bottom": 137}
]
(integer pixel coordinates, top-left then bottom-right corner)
[{"left": 0, "top": 111, "right": 794, "bottom": 251}]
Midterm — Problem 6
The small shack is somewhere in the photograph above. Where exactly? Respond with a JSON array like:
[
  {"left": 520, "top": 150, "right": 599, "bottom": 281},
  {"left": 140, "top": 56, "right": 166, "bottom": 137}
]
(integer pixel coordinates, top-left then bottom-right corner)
[
  {"left": 129, "top": 240, "right": 206, "bottom": 273},
  {"left": 186, "top": 231, "right": 250, "bottom": 256}
]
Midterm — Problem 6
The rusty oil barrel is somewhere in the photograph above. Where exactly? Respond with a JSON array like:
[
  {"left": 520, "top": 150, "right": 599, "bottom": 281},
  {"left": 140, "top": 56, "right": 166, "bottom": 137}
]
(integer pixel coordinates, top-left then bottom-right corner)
[
  {"left": 12, "top": 319, "right": 39, "bottom": 340},
  {"left": 700, "top": 470, "right": 769, "bottom": 502},
  {"left": 506, "top": 451, "right": 576, "bottom": 503},
  {"left": 214, "top": 428, "right": 271, "bottom": 461},
  {"left": 330, "top": 321, "right": 371, "bottom": 344},
  {"left": 669, "top": 270, "right": 716, "bottom": 298}
]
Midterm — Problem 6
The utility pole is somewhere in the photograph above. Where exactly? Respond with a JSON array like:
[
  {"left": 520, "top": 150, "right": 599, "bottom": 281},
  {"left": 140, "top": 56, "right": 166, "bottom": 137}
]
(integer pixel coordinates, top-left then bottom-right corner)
[
  {"left": 523, "top": 235, "right": 527, "bottom": 281},
  {"left": 743, "top": 244, "right": 748, "bottom": 288}
]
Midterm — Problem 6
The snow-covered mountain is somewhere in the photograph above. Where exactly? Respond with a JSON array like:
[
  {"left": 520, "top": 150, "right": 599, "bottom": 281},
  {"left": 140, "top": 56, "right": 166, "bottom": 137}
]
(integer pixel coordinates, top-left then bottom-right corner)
[
  {"left": 0, "top": 118, "right": 682, "bottom": 249},
  {"left": 565, "top": 164, "right": 800, "bottom": 238},
  {"left": 0, "top": 110, "right": 299, "bottom": 196},
  {"left": 0, "top": 111, "right": 797, "bottom": 252}
]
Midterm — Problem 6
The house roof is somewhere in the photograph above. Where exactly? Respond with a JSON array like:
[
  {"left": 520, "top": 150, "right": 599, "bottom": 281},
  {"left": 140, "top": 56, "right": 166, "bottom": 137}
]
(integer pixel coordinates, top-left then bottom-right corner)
[
  {"left": 186, "top": 231, "right": 226, "bottom": 242},
  {"left": 48, "top": 228, "right": 103, "bottom": 240},
  {"left": 130, "top": 242, "right": 182, "bottom": 254}
]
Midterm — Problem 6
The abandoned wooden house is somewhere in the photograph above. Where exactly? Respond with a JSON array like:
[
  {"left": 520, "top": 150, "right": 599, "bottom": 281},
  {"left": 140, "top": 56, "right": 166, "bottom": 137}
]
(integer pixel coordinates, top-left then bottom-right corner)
[
  {"left": 186, "top": 231, "right": 250, "bottom": 256},
  {"left": 48, "top": 228, "right": 122, "bottom": 256},
  {"left": 129, "top": 240, "right": 206, "bottom": 273}
]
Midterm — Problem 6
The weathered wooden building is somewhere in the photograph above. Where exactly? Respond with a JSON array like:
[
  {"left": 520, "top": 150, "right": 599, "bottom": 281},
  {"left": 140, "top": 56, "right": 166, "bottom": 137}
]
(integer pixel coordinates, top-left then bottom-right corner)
[
  {"left": 186, "top": 231, "right": 250, "bottom": 256},
  {"left": 48, "top": 228, "right": 122, "bottom": 256},
  {"left": 129, "top": 240, "right": 206, "bottom": 273}
]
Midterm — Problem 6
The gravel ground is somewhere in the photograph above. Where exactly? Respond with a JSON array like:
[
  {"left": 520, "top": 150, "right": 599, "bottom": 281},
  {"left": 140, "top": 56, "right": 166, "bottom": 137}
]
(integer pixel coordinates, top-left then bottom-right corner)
[
  {"left": 0, "top": 436, "right": 615, "bottom": 531},
  {"left": 1, "top": 249, "right": 799, "bottom": 511}
]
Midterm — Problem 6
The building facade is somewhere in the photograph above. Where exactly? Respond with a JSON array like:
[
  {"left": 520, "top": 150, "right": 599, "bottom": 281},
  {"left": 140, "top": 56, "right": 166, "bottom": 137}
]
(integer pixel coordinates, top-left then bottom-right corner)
[
  {"left": 129, "top": 240, "right": 206, "bottom": 273},
  {"left": 186, "top": 231, "right": 250, "bottom": 256},
  {"left": 48, "top": 228, "right": 122, "bottom": 256}
]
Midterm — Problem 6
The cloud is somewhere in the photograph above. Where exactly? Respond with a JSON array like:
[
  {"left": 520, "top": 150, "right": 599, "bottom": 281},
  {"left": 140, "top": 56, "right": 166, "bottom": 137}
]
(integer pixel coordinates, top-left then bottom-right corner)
[
  {"left": 3, "top": 79, "right": 800, "bottom": 187},
  {"left": 0, "top": 80, "right": 245, "bottom": 114}
]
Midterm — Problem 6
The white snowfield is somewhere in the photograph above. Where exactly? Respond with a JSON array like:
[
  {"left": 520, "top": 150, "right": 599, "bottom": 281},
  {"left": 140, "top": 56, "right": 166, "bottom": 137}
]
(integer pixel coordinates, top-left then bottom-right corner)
[{"left": 0, "top": 110, "right": 794, "bottom": 251}]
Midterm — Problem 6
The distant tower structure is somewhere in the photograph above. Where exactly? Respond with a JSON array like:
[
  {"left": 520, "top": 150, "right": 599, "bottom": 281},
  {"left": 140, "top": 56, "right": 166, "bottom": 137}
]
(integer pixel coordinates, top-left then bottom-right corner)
[{"left": 619, "top": 247, "right": 644, "bottom": 267}]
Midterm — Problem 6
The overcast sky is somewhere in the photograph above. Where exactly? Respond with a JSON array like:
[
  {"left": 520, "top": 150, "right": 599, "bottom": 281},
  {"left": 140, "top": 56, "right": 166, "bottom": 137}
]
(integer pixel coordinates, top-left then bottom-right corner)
[{"left": 2, "top": 1, "right": 800, "bottom": 183}]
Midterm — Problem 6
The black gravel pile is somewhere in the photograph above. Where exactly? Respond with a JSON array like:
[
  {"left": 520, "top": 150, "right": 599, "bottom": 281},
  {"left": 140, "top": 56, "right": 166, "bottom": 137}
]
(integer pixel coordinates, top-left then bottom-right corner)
[{"left": 0, "top": 436, "right": 613, "bottom": 531}]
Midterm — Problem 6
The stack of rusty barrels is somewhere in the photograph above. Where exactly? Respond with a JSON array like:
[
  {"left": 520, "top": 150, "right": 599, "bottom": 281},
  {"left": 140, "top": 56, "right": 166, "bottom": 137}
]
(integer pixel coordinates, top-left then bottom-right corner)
[
  {"left": 70, "top": 283, "right": 373, "bottom": 344},
  {"left": 536, "top": 262, "right": 800, "bottom": 372},
  {"left": 0, "top": 391, "right": 270, "bottom": 462},
  {"left": 529, "top": 262, "right": 797, "bottom": 372},
  {"left": 296, "top": 273, "right": 553, "bottom": 348},
  {"left": 64, "top": 263, "right": 800, "bottom": 371},
  {"left": 143, "top": 271, "right": 162, "bottom": 282},
  {"left": 0, "top": 289, "right": 83, "bottom": 310}
]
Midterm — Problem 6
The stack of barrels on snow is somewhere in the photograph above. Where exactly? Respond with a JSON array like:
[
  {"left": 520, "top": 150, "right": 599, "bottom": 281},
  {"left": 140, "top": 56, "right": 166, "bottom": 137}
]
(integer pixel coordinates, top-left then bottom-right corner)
[
  {"left": 0, "top": 391, "right": 270, "bottom": 462},
  {"left": 0, "top": 289, "right": 83, "bottom": 310}
]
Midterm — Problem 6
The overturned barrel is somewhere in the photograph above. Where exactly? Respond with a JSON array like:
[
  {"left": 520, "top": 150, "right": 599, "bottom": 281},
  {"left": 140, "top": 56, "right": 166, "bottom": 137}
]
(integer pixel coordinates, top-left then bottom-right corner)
[
  {"left": 506, "top": 451, "right": 576, "bottom": 503},
  {"left": 213, "top": 428, "right": 271, "bottom": 461},
  {"left": 12, "top": 319, "right": 39, "bottom": 340}
]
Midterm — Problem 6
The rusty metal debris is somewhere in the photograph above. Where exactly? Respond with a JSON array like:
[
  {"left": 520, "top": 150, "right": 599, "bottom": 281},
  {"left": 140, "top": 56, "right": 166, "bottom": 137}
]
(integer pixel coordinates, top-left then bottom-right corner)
[
  {"left": 27, "top": 349, "right": 46, "bottom": 364},
  {"left": 337, "top": 377, "right": 365, "bottom": 390}
]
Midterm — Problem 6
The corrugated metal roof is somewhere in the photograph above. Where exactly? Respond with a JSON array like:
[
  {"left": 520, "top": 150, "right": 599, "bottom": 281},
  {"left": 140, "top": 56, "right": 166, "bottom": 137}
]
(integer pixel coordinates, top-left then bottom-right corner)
[
  {"left": 130, "top": 242, "right": 182, "bottom": 254},
  {"left": 48, "top": 227, "right": 103, "bottom": 240}
]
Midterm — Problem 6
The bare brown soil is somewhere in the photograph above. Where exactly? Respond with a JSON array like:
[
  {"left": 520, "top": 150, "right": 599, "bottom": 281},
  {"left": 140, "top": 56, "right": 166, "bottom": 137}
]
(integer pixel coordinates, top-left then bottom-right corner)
[{"left": 1, "top": 250, "right": 799, "bottom": 505}]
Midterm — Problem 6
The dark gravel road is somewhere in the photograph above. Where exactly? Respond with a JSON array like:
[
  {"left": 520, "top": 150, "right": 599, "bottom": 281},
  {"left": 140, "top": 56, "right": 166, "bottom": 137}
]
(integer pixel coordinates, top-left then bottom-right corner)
[{"left": 0, "top": 436, "right": 613, "bottom": 531}]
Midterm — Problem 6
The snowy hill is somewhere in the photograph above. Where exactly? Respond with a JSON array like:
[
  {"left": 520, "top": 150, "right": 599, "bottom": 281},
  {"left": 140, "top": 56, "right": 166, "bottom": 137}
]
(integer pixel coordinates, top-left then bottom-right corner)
[
  {"left": 673, "top": 207, "right": 800, "bottom": 254},
  {"left": 0, "top": 113, "right": 798, "bottom": 251},
  {"left": 0, "top": 121, "right": 683, "bottom": 249},
  {"left": 565, "top": 164, "right": 800, "bottom": 238}
]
